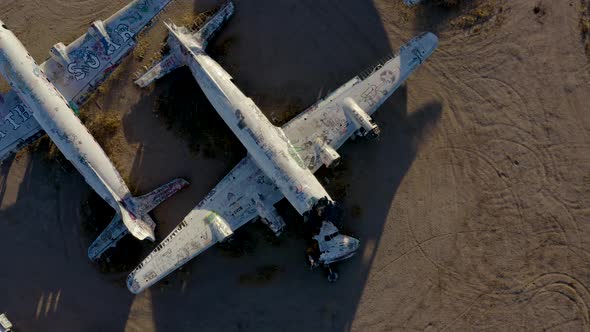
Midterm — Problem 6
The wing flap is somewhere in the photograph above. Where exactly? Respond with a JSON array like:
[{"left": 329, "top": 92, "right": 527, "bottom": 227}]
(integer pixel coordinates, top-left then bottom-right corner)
[
  {"left": 127, "top": 212, "right": 216, "bottom": 293},
  {"left": 127, "top": 157, "right": 283, "bottom": 293},
  {"left": 283, "top": 33, "right": 438, "bottom": 171}
]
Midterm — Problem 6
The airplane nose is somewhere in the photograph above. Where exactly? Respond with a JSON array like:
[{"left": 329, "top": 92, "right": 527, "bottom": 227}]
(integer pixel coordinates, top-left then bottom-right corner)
[
  {"left": 424, "top": 32, "right": 439, "bottom": 48},
  {"left": 346, "top": 236, "right": 360, "bottom": 252},
  {"left": 352, "top": 238, "right": 360, "bottom": 250},
  {"left": 419, "top": 32, "right": 439, "bottom": 57}
]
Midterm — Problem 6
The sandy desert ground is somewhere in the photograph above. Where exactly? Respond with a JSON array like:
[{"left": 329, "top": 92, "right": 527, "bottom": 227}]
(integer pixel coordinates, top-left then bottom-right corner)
[{"left": 1, "top": 0, "right": 589, "bottom": 331}]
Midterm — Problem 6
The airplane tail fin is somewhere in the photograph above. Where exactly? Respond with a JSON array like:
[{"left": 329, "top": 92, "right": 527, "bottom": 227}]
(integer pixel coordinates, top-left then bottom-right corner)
[
  {"left": 119, "top": 207, "right": 157, "bottom": 241},
  {"left": 133, "top": 178, "right": 190, "bottom": 214},
  {"left": 190, "top": 0, "right": 235, "bottom": 50},
  {"left": 134, "top": 53, "right": 183, "bottom": 87},
  {"left": 88, "top": 178, "right": 189, "bottom": 260},
  {"left": 134, "top": 0, "right": 234, "bottom": 87}
]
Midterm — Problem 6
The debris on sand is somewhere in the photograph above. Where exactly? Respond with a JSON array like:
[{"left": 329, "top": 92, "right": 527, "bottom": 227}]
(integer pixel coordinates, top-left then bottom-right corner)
[{"left": 450, "top": 1, "right": 505, "bottom": 29}]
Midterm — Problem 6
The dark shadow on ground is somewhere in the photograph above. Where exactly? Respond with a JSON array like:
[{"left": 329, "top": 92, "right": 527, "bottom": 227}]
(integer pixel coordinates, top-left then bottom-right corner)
[
  {"left": 412, "top": 0, "right": 502, "bottom": 35},
  {"left": 413, "top": 1, "right": 466, "bottom": 34},
  {"left": 0, "top": 152, "right": 137, "bottom": 332},
  {"left": 0, "top": 154, "right": 15, "bottom": 202}
]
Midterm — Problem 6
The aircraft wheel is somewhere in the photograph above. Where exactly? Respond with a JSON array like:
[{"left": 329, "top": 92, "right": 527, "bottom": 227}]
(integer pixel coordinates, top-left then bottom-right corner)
[{"left": 327, "top": 270, "right": 339, "bottom": 283}]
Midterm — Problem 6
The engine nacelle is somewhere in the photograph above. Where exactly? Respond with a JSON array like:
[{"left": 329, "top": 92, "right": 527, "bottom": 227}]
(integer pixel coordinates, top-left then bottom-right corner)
[
  {"left": 315, "top": 137, "right": 340, "bottom": 168},
  {"left": 253, "top": 195, "right": 286, "bottom": 236},
  {"left": 342, "top": 97, "right": 380, "bottom": 138},
  {"left": 206, "top": 211, "right": 234, "bottom": 241},
  {"left": 49, "top": 42, "right": 71, "bottom": 67},
  {"left": 88, "top": 20, "right": 111, "bottom": 44}
]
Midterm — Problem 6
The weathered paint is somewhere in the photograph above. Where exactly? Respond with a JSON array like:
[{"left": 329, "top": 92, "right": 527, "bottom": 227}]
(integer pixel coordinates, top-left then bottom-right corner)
[
  {"left": 311, "top": 221, "right": 359, "bottom": 266},
  {"left": 0, "top": 0, "right": 180, "bottom": 245},
  {"left": 0, "top": 22, "right": 155, "bottom": 240},
  {"left": 127, "top": 1, "right": 439, "bottom": 293},
  {"left": 0, "top": 0, "right": 172, "bottom": 161},
  {"left": 282, "top": 32, "right": 439, "bottom": 172}
]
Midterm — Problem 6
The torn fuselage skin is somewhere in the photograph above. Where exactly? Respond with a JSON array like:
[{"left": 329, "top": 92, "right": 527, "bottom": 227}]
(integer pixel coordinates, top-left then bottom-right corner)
[{"left": 304, "top": 198, "right": 359, "bottom": 277}]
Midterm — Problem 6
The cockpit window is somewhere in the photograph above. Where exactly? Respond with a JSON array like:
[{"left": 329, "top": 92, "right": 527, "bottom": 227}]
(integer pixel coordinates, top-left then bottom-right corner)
[{"left": 324, "top": 231, "right": 339, "bottom": 241}]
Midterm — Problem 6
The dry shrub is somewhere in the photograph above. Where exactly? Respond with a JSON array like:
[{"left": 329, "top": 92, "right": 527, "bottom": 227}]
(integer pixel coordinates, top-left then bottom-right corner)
[
  {"left": 451, "top": 2, "right": 498, "bottom": 28},
  {"left": 178, "top": 5, "right": 218, "bottom": 31},
  {"left": 133, "top": 37, "right": 149, "bottom": 61},
  {"left": 79, "top": 110, "right": 121, "bottom": 155}
]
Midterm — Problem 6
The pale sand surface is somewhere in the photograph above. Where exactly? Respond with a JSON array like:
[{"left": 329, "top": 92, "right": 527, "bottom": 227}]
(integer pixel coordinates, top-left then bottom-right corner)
[{"left": 1, "top": 0, "right": 590, "bottom": 331}]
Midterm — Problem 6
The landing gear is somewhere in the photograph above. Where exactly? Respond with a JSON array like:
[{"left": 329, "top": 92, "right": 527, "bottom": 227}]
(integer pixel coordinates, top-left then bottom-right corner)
[
  {"left": 367, "top": 126, "right": 381, "bottom": 139},
  {"left": 304, "top": 197, "right": 344, "bottom": 230},
  {"left": 327, "top": 267, "right": 339, "bottom": 283}
]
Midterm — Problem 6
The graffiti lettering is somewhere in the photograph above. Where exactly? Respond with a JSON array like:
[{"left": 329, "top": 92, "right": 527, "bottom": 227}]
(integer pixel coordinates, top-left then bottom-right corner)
[
  {"left": 105, "top": 39, "right": 121, "bottom": 56},
  {"left": 13, "top": 104, "right": 30, "bottom": 121},
  {"left": 85, "top": 53, "right": 100, "bottom": 69},
  {"left": 4, "top": 112, "right": 19, "bottom": 130},
  {"left": 67, "top": 51, "right": 101, "bottom": 81},
  {"left": 67, "top": 63, "right": 85, "bottom": 81},
  {"left": 116, "top": 24, "right": 133, "bottom": 42}
]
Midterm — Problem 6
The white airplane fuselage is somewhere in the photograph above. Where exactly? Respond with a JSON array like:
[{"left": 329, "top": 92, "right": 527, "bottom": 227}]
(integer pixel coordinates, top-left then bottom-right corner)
[
  {"left": 0, "top": 23, "right": 135, "bottom": 225},
  {"left": 170, "top": 27, "right": 330, "bottom": 215}
]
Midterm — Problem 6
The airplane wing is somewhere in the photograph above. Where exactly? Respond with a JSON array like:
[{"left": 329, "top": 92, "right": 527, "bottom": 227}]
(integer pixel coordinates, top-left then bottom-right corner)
[
  {"left": 0, "top": 0, "right": 171, "bottom": 160},
  {"left": 0, "top": 91, "right": 43, "bottom": 160},
  {"left": 41, "top": 0, "right": 171, "bottom": 107},
  {"left": 127, "top": 156, "right": 284, "bottom": 293},
  {"left": 283, "top": 32, "right": 439, "bottom": 171}
]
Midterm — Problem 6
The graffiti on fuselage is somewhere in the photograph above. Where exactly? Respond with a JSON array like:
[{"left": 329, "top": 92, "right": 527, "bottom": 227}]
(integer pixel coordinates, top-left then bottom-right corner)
[
  {"left": 0, "top": 103, "right": 32, "bottom": 139},
  {"left": 67, "top": 50, "right": 100, "bottom": 81},
  {"left": 67, "top": 24, "right": 133, "bottom": 81}
]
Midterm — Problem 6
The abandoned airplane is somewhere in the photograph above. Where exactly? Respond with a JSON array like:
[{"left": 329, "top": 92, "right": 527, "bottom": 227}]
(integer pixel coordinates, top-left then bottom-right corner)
[
  {"left": 126, "top": 1, "right": 438, "bottom": 293},
  {"left": 0, "top": 0, "right": 188, "bottom": 259}
]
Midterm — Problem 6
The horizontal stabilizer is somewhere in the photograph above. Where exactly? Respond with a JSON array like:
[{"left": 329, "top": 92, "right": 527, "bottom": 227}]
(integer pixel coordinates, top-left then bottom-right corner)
[
  {"left": 135, "top": 1, "right": 234, "bottom": 87},
  {"left": 135, "top": 53, "right": 182, "bottom": 87},
  {"left": 193, "top": 0, "right": 235, "bottom": 50},
  {"left": 89, "top": 178, "right": 189, "bottom": 259},
  {"left": 134, "top": 178, "right": 189, "bottom": 212},
  {"left": 88, "top": 215, "right": 128, "bottom": 260}
]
